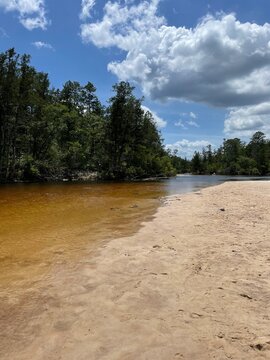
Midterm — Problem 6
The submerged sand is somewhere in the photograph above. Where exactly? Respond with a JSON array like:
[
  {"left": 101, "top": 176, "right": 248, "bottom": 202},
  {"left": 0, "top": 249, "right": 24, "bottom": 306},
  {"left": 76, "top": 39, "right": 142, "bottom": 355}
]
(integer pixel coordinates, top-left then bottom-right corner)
[{"left": 0, "top": 181, "right": 270, "bottom": 359}]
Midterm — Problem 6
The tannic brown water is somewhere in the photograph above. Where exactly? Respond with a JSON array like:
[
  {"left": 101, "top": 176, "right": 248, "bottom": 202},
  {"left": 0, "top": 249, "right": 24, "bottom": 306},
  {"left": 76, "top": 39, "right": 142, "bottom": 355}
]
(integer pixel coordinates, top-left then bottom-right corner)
[
  {"left": 1, "top": 175, "right": 267, "bottom": 288},
  {"left": 0, "top": 181, "right": 167, "bottom": 288}
]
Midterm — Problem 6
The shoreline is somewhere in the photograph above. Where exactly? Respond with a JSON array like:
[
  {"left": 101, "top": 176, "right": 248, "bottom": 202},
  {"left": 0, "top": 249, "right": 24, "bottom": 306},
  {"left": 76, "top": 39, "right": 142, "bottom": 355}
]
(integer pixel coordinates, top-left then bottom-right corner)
[
  {"left": 1, "top": 174, "right": 269, "bottom": 186},
  {"left": 1, "top": 181, "right": 270, "bottom": 359}
]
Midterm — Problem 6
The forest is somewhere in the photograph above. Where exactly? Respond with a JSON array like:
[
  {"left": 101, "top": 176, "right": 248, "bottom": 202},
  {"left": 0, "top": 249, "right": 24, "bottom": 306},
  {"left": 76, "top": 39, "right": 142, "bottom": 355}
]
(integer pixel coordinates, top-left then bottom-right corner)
[
  {"left": 0, "top": 49, "right": 176, "bottom": 182},
  {"left": 0, "top": 49, "right": 269, "bottom": 183},
  {"left": 170, "top": 132, "right": 270, "bottom": 176}
]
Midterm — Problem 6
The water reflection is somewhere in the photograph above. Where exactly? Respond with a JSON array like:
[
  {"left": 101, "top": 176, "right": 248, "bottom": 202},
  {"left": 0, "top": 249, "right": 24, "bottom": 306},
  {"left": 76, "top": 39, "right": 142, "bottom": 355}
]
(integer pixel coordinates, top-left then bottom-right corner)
[
  {"left": 0, "top": 175, "right": 268, "bottom": 287},
  {"left": 164, "top": 174, "right": 270, "bottom": 195}
]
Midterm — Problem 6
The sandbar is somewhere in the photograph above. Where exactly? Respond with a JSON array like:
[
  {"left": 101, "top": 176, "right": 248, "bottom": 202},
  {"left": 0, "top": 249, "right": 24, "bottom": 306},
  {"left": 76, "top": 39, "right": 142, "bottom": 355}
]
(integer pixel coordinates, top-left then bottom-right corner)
[{"left": 0, "top": 181, "right": 269, "bottom": 359}]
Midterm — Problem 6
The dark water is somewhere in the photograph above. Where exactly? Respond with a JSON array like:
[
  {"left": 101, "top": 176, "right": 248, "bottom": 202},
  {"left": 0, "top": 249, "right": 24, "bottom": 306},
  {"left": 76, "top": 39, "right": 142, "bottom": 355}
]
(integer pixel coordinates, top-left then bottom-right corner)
[{"left": 0, "top": 175, "right": 268, "bottom": 287}]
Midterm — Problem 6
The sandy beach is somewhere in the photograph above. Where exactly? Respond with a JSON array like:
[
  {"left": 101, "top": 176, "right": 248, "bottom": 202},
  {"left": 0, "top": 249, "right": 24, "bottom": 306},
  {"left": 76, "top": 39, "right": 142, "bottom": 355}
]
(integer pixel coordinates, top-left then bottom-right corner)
[{"left": 1, "top": 181, "right": 270, "bottom": 360}]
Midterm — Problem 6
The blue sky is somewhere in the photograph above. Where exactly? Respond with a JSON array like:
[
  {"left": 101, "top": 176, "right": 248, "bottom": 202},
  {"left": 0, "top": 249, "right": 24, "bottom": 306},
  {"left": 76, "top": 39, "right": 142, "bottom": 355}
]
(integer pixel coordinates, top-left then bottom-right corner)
[{"left": 1, "top": 0, "right": 270, "bottom": 158}]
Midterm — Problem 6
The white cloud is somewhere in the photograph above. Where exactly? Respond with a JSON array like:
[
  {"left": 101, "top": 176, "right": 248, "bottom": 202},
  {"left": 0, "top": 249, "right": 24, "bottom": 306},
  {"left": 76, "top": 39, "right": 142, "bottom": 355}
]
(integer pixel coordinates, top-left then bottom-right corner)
[
  {"left": 166, "top": 139, "right": 213, "bottom": 159},
  {"left": 174, "top": 119, "right": 187, "bottom": 130},
  {"left": 175, "top": 112, "right": 199, "bottom": 129},
  {"left": 32, "top": 41, "right": 54, "bottom": 50},
  {"left": 80, "top": 0, "right": 95, "bottom": 20},
  {"left": 142, "top": 105, "right": 167, "bottom": 128},
  {"left": 187, "top": 120, "right": 199, "bottom": 128},
  {"left": 224, "top": 102, "right": 270, "bottom": 137},
  {"left": 0, "top": 0, "right": 48, "bottom": 30},
  {"left": 81, "top": 0, "right": 164, "bottom": 50},
  {"left": 190, "top": 112, "right": 197, "bottom": 119},
  {"left": 81, "top": 1, "right": 270, "bottom": 136},
  {"left": 81, "top": 4, "right": 270, "bottom": 107}
]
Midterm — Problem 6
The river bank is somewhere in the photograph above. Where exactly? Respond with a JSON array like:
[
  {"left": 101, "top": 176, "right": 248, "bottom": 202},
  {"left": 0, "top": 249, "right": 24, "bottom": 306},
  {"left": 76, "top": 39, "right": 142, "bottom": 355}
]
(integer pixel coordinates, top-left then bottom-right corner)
[{"left": 1, "top": 181, "right": 270, "bottom": 359}]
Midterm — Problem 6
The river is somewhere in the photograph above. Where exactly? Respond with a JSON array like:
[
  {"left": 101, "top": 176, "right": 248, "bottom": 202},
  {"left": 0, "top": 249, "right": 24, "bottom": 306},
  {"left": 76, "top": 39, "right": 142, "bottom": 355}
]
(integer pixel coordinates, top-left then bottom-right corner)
[{"left": 0, "top": 175, "right": 268, "bottom": 287}]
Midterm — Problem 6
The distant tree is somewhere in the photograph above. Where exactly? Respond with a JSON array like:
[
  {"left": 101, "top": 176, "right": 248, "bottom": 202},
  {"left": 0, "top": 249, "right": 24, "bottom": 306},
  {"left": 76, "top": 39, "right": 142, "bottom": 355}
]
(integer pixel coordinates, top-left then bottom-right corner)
[
  {"left": 247, "top": 131, "right": 268, "bottom": 175},
  {"left": 191, "top": 152, "right": 204, "bottom": 174},
  {"left": 222, "top": 138, "right": 245, "bottom": 175},
  {"left": 237, "top": 156, "right": 259, "bottom": 175},
  {"left": 168, "top": 150, "right": 190, "bottom": 174},
  {"left": 188, "top": 131, "right": 270, "bottom": 176}
]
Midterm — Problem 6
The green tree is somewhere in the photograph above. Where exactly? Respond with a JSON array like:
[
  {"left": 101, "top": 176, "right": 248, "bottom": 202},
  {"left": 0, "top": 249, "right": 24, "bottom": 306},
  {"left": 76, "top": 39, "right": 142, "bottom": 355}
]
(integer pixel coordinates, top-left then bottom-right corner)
[
  {"left": 191, "top": 152, "right": 204, "bottom": 174},
  {"left": 247, "top": 131, "right": 268, "bottom": 175},
  {"left": 0, "top": 48, "right": 20, "bottom": 180},
  {"left": 222, "top": 138, "right": 244, "bottom": 175},
  {"left": 105, "top": 81, "right": 175, "bottom": 179}
]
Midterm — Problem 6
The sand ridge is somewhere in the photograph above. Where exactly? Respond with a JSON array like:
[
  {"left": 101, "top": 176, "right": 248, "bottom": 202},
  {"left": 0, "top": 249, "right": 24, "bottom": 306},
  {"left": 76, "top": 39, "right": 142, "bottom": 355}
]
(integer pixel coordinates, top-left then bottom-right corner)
[{"left": 0, "top": 181, "right": 270, "bottom": 359}]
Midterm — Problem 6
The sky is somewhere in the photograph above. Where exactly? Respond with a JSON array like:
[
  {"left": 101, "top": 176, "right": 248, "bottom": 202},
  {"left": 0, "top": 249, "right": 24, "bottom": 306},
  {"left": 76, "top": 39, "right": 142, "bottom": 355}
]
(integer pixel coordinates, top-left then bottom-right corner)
[{"left": 1, "top": 0, "right": 270, "bottom": 158}]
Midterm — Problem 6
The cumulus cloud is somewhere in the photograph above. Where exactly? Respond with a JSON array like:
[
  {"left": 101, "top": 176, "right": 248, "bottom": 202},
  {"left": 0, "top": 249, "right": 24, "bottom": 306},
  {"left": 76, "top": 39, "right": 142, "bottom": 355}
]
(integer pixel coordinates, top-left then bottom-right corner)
[
  {"left": 81, "top": 0, "right": 270, "bottom": 136},
  {"left": 81, "top": 0, "right": 164, "bottom": 49},
  {"left": 0, "top": 0, "right": 48, "bottom": 30},
  {"left": 166, "top": 139, "right": 213, "bottom": 159},
  {"left": 142, "top": 105, "right": 167, "bottom": 128},
  {"left": 32, "top": 41, "right": 54, "bottom": 50},
  {"left": 224, "top": 102, "right": 270, "bottom": 137},
  {"left": 80, "top": 0, "right": 95, "bottom": 20},
  {"left": 81, "top": 3, "right": 270, "bottom": 106}
]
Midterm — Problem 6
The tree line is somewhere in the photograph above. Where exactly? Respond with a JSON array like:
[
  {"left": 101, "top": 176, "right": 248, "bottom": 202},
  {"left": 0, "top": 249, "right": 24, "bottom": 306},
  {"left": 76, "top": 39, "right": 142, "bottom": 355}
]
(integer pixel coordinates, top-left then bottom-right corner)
[
  {"left": 1, "top": 49, "right": 269, "bottom": 183},
  {"left": 0, "top": 49, "right": 176, "bottom": 183},
  {"left": 170, "top": 132, "right": 270, "bottom": 176}
]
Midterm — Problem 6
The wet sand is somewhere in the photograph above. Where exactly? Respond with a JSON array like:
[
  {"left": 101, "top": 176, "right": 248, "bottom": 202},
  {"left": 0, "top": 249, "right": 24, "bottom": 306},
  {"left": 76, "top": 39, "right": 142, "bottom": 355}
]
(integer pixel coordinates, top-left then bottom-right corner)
[{"left": 1, "top": 181, "right": 270, "bottom": 359}]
